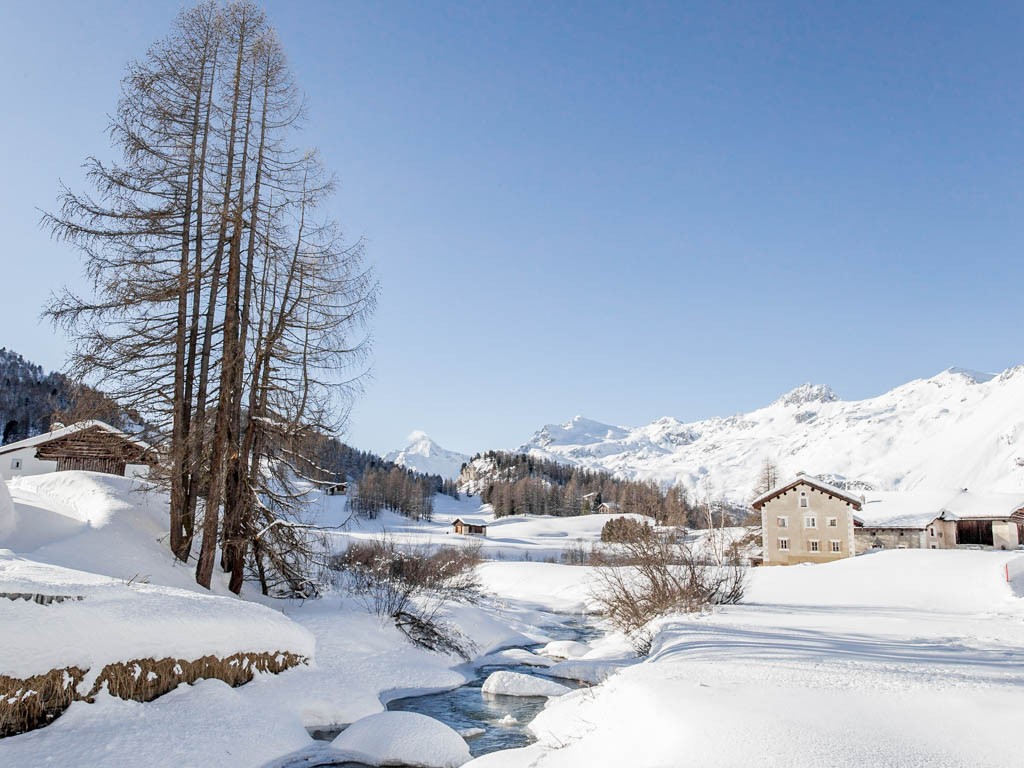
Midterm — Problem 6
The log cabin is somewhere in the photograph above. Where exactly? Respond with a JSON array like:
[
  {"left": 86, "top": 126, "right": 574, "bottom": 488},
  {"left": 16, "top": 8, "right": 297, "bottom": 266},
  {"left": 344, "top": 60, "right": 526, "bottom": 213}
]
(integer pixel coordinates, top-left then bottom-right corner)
[{"left": 0, "top": 421, "right": 155, "bottom": 481}]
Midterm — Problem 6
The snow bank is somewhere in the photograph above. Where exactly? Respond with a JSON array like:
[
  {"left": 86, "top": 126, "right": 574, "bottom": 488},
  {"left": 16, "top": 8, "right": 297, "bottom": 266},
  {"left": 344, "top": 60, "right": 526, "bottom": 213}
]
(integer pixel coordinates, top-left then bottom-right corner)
[
  {"left": 466, "top": 550, "right": 1024, "bottom": 768},
  {"left": 746, "top": 549, "right": 1022, "bottom": 613},
  {"left": 331, "top": 711, "right": 471, "bottom": 768},
  {"left": 546, "top": 659, "right": 629, "bottom": 685},
  {"left": 0, "top": 552, "right": 314, "bottom": 679},
  {"left": 477, "top": 562, "right": 598, "bottom": 612},
  {"left": 538, "top": 640, "right": 590, "bottom": 660},
  {"left": 481, "top": 671, "right": 571, "bottom": 697}
]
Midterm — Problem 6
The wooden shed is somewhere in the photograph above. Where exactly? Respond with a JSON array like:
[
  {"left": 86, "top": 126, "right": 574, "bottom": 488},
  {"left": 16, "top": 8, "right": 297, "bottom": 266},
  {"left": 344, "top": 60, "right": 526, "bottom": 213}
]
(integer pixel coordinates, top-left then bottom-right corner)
[
  {"left": 452, "top": 517, "right": 487, "bottom": 536},
  {"left": 0, "top": 421, "right": 155, "bottom": 481}
]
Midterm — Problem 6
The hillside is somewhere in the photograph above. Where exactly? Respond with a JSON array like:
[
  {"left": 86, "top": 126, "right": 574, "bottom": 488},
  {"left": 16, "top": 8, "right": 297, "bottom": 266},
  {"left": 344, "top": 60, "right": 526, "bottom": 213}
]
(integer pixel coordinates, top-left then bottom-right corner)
[
  {"left": 518, "top": 365, "right": 1024, "bottom": 503},
  {"left": 0, "top": 348, "right": 138, "bottom": 443}
]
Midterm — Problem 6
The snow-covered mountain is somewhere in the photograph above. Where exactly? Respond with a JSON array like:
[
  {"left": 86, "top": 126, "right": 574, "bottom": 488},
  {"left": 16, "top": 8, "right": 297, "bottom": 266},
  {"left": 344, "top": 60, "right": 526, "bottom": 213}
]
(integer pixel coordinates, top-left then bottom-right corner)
[
  {"left": 385, "top": 431, "right": 470, "bottom": 480},
  {"left": 518, "top": 366, "right": 1024, "bottom": 503}
]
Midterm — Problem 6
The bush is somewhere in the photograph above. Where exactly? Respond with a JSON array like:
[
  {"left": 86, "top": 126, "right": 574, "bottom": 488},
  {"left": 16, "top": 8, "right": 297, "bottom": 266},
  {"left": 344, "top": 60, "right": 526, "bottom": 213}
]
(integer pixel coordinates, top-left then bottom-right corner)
[
  {"left": 600, "top": 516, "right": 653, "bottom": 543},
  {"left": 593, "top": 525, "right": 746, "bottom": 654},
  {"left": 332, "top": 538, "right": 482, "bottom": 657}
]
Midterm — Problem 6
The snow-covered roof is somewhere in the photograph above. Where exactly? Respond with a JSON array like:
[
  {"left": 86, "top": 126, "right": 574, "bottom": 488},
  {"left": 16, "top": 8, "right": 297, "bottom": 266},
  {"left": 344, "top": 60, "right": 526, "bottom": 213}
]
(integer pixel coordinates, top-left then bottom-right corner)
[
  {"left": 453, "top": 517, "right": 488, "bottom": 527},
  {"left": 0, "top": 420, "right": 153, "bottom": 456},
  {"left": 752, "top": 472, "right": 864, "bottom": 510},
  {"left": 856, "top": 489, "right": 1024, "bottom": 528}
]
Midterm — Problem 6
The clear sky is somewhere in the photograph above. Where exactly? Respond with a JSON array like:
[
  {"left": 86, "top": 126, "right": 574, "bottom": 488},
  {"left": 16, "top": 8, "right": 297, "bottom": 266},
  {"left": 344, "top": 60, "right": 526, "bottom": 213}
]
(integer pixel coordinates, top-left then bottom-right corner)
[{"left": 2, "top": 1, "right": 1023, "bottom": 456}]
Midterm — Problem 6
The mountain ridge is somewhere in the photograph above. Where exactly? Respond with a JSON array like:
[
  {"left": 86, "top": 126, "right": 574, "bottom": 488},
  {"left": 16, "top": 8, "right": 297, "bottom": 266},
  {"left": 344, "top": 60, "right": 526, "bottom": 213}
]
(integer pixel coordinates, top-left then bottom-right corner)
[{"left": 516, "top": 365, "right": 1024, "bottom": 503}]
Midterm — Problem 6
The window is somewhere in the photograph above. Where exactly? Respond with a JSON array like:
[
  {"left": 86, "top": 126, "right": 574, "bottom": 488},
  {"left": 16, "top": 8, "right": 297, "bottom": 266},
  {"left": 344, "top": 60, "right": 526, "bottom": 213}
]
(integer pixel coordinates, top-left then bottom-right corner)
[
  {"left": 776, "top": 516, "right": 788, "bottom": 528},
  {"left": 804, "top": 516, "right": 816, "bottom": 528},
  {"left": 10, "top": 458, "right": 21, "bottom": 470},
  {"left": 827, "top": 517, "right": 838, "bottom": 527},
  {"left": 809, "top": 540, "right": 820, "bottom": 552},
  {"left": 799, "top": 494, "right": 809, "bottom": 508},
  {"left": 778, "top": 538, "right": 789, "bottom": 551},
  {"left": 831, "top": 540, "right": 841, "bottom": 553},
  {"left": 929, "top": 528, "right": 935, "bottom": 537}
]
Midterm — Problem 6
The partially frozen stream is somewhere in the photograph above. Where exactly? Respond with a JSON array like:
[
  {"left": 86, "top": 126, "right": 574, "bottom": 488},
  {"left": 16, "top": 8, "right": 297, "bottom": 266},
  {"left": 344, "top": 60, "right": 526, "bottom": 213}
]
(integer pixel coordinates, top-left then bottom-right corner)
[
  {"left": 290, "top": 613, "right": 601, "bottom": 767},
  {"left": 386, "top": 613, "right": 599, "bottom": 757}
]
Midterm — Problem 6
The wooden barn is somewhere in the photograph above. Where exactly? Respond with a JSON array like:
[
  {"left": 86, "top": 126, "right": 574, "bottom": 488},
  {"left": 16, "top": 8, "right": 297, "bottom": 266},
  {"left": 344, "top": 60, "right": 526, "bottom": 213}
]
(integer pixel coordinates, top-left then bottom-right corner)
[
  {"left": 452, "top": 517, "right": 487, "bottom": 536},
  {"left": 0, "top": 421, "right": 155, "bottom": 481}
]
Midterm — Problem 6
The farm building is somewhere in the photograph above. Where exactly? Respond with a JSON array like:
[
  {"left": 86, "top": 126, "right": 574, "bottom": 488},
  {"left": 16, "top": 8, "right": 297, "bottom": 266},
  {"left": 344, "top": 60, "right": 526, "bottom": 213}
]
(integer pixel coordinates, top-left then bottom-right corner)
[
  {"left": 0, "top": 421, "right": 155, "bottom": 482},
  {"left": 753, "top": 473, "right": 861, "bottom": 565},
  {"left": 755, "top": 473, "right": 1024, "bottom": 566},
  {"left": 452, "top": 517, "right": 487, "bottom": 536},
  {"left": 856, "top": 490, "right": 1024, "bottom": 552},
  {"left": 324, "top": 482, "right": 347, "bottom": 496}
]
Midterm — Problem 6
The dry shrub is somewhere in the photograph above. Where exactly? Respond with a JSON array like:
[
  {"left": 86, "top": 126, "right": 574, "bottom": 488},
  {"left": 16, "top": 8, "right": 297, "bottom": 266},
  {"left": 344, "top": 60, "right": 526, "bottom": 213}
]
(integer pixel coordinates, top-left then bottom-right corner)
[
  {"left": 332, "top": 538, "right": 481, "bottom": 657},
  {"left": 593, "top": 528, "right": 746, "bottom": 654},
  {"left": 600, "top": 516, "right": 653, "bottom": 543}
]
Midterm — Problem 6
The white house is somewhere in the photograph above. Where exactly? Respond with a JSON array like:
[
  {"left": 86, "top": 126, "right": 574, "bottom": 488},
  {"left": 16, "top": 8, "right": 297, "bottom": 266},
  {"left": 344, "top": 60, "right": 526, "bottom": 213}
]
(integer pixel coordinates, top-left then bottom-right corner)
[{"left": 0, "top": 421, "right": 155, "bottom": 482}]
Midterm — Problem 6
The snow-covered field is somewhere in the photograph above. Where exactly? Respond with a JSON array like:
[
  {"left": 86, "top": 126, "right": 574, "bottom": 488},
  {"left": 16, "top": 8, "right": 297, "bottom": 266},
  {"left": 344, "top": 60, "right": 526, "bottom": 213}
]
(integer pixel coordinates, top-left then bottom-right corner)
[
  {"left": 470, "top": 550, "right": 1024, "bottom": 768},
  {"left": 317, "top": 493, "right": 657, "bottom": 562},
  {"left": 2, "top": 471, "right": 1023, "bottom": 767}
]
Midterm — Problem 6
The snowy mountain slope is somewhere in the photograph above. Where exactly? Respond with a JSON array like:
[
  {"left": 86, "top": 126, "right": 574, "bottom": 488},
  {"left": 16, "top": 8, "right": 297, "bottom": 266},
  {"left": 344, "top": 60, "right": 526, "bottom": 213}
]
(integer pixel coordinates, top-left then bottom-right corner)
[
  {"left": 518, "top": 366, "right": 1024, "bottom": 503},
  {"left": 385, "top": 431, "right": 470, "bottom": 480}
]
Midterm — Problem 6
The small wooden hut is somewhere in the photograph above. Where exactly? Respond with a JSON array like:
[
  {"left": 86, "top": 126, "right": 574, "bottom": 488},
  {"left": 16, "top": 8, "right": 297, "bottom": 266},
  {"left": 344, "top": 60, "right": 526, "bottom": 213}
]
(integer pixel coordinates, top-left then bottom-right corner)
[{"left": 452, "top": 517, "right": 487, "bottom": 536}]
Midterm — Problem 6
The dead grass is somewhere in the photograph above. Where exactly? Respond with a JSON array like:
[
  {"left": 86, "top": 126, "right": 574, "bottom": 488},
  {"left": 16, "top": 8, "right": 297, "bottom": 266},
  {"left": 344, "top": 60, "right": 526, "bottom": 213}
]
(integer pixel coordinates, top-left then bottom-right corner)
[
  {"left": 0, "top": 651, "right": 306, "bottom": 739},
  {"left": 0, "top": 666, "right": 86, "bottom": 738}
]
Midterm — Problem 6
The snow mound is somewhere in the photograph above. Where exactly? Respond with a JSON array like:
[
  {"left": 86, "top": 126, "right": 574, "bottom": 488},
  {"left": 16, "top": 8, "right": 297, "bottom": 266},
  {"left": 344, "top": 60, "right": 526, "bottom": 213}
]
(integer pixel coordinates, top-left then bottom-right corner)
[
  {"left": 546, "top": 659, "right": 630, "bottom": 684},
  {"left": 538, "top": 640, "right": 591, "bottom": 660},
  {"left": 475, "top": 648, "right": 553, "bottom": 667},
  {"left": 481, "top": 671, "right": 571, "bottom": 697},
  {"left": 331, "top": 711, "right": 471, "bottom": 768},
  {"left": 0, "top": 552, "right": 314, "bottom": 679}
]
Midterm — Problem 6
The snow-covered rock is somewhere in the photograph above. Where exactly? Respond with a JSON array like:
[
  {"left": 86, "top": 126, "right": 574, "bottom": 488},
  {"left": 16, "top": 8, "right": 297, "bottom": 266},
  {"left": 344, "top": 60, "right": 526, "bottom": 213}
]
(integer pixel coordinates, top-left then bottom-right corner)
[
  {"left": 331, "top": 711, "right": 471, "bottom": 768},
  {"left": 481, "top": 670, "right": 571, "bottom": 697},
  {"left": 517, "top": 365, "right": 1024, "bottom": 502},
  {"left": 386, "top": 431, "right": 470, "bottom": 480},
  {"left": 537, "top": 640, "right": 591, "bottom": 660}
]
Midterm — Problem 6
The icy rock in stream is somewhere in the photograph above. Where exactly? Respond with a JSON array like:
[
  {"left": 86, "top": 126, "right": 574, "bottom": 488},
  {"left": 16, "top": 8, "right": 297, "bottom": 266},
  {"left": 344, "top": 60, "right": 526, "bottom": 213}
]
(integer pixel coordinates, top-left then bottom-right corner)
[
  {"left": 330, "top": 711, "right": 471, "bottom": 768},
  {"left": 481, "top": 670, "right": 571, "bottom": 697}
]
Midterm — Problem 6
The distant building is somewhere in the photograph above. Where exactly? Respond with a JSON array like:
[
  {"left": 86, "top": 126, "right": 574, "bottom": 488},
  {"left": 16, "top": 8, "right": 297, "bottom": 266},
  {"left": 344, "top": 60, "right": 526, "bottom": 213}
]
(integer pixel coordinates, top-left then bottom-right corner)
[
  {"left": 452, "top": 517, "right": 487, "bottom": 536},
  {"left": 753, "top": 473, "right": 861, "bottom": 565},
  {"left": 754, "top": 473, "right": 1024, "bottom": 566},
  {"left": 325, "top": 482, "right": 347, "bottom": 496},
  {"left": 855, "top": 489, "right": 1024, "bottom": 552},
  {"left": 596, "top": 502, "right": 621, "bottom": 514},
  {"left": 0, "top": 420, "right": 155, "bottom": 481}
]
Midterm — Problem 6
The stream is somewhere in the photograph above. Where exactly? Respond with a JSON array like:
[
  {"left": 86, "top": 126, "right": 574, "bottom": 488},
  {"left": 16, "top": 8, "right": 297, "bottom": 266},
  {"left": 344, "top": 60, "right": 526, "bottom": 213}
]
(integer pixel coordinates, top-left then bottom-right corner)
[{"left": 291, "top": 612, "right": 602, "bottom": 768}]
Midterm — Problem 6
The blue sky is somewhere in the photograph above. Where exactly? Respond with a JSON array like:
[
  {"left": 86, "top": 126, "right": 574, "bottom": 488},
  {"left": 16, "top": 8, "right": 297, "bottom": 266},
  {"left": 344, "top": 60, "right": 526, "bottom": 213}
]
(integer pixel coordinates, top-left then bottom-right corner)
[{"left": 2, "top": 1, "right": 1022, "bottom": 456}]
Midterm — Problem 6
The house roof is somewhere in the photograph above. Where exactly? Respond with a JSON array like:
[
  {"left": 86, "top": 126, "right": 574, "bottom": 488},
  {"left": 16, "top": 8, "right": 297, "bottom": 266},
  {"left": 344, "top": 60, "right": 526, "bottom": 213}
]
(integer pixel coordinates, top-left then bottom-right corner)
[
  {"left": 453, "top": 517, "right": 488, "bottom": 527},
  {"left": 0, "top": 420, "right": 154, "bottom": 457},
  {"left": 857, "top": 489, "right": 1024, "bottom": 528},
  {"left": 752, "top": 472, "right": 865, "bottom": 511}
]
